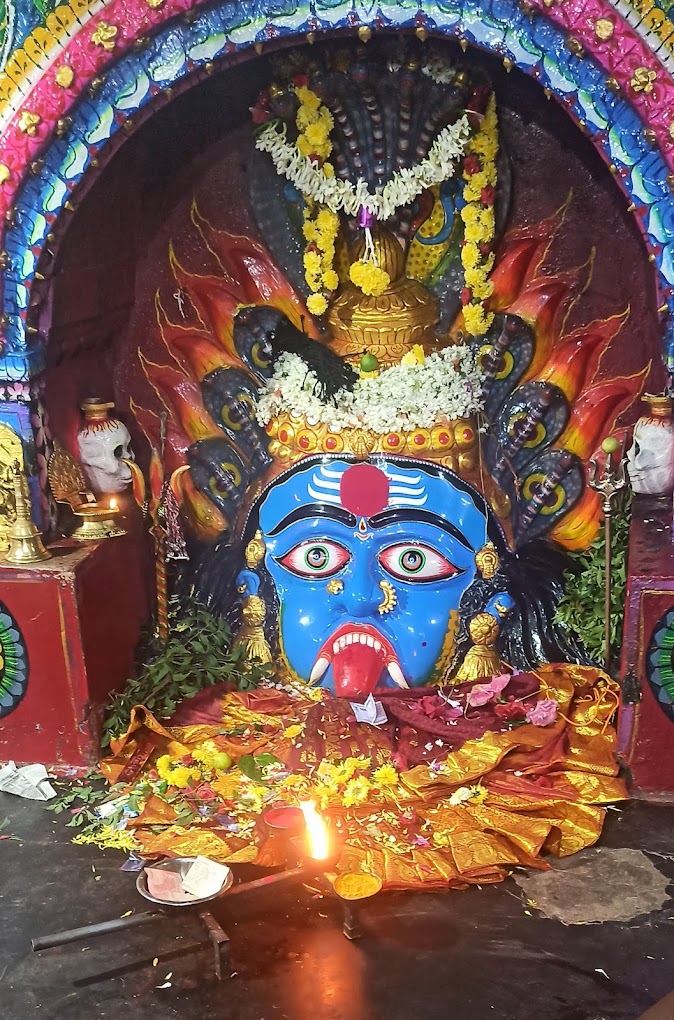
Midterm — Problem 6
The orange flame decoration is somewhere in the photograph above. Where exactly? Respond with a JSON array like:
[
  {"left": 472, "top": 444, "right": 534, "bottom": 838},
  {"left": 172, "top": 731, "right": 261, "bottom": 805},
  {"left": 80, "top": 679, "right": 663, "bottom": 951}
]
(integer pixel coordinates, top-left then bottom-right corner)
[
  {"left": 488, "top": 196, "right": 571, "bottom": 312},
  {"left": 129, "top": 201, "right": 648, "bottom": 552}
]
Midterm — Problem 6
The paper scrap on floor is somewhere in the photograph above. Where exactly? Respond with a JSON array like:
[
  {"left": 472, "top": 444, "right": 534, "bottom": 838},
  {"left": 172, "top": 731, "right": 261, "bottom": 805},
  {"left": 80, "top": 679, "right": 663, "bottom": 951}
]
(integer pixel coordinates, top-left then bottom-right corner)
[{"left": 0, "top": 761, "right": 56, "bottom": 800}]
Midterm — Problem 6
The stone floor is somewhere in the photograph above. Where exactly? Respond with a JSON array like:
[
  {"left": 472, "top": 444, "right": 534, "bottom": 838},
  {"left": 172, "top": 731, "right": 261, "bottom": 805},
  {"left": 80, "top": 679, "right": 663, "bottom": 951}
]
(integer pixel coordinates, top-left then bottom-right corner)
[{"left": 1, "top": 794, "right": 674, "bottom": 1020}]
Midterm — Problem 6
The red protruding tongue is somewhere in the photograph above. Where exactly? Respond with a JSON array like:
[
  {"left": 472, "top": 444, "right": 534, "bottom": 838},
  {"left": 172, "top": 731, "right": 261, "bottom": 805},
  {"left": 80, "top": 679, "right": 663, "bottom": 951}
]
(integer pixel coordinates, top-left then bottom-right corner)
[{"left": 332, "top": 643, "right": 386, "bottom": 699}]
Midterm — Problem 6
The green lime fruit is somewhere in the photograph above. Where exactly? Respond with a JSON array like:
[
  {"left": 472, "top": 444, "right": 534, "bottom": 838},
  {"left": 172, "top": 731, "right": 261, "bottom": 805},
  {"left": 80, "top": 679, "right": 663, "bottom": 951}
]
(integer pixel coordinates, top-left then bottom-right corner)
[
  {"left": 601, "top": 436, "right": 620, "bottom": 454},
  {"left": 360, "top": 353, "right": 379, "bottom": 373},
  {"left": 212, "top": 752, "right": 233, "bottom": 771}
]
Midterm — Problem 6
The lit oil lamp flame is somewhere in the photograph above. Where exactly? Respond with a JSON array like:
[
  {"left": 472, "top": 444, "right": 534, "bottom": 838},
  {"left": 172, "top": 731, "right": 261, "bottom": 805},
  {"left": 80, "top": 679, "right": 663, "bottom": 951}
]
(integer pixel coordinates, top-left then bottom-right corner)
[
  {"left": 109, "top": 498, "right": 117, "bottom": 511},
  {"left": 300, "top": 800, "right": 329, "bottom": 860}
]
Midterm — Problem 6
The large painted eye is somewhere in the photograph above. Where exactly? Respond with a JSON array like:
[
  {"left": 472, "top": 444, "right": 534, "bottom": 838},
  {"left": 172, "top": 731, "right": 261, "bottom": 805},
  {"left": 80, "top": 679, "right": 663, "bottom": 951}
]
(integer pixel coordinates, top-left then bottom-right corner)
[
  {"left": 278, "top": 541, "right": 351, "bottom": 579},
  {"left": 379, "top": 543, "right": 459, "bottom": 583}
]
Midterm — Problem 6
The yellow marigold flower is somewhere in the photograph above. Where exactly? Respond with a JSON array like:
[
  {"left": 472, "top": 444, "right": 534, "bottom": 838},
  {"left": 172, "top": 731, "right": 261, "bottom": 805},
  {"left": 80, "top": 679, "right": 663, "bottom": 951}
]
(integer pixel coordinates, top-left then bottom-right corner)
[
  {"left": 295, "top": 86, "right": 321, "bottom": 111},
  {"left": 305, "top": 121, "right": 329, "bottom": 148},
  {"left": 460, "top": 204, "right": 479, "bottom": 226},
  {"left": 323, "top": 162, "right": 335, "bottom": 178},
  {"left": 463, "top": 267, "right": 484, "bottom": 289},
  {"left": 307, "top": 293, "right": 328, "bottom": 316},
  {"left": 464, "top": 222, "right": 484, "bottom": 244},
  {"left": 303, "top": 220, "right": 317, "bottom": 242},
  {"left": 461, "top": 243, "right": 481, "bottom": 270},
  {"left": 283, "top": 724, "right": 304, "bottom": 740},
  {"left": 192, "top": 739, "right": 219, "bottom": 765},
  {"left": 280, "top": 773, "right": 307, "bottom": 788},
  {"left": 297, "top": 106, "right": 319, "bottom": 132},
  {"left": 169, "top": 766, "right": 199, "bottom": 789},
  {"left": 349, "top": 260, "right": 390, "bottom": 296},
  {"left": 342, "top": 776, "right": 371, "bottom": 807},
  {"left": 73, "top": 825, "right": 138, "bottom": 851},
  {"left": 468, "top": 785, "right": 488, "bottom": 805},
  {"left": 297, "top": 134, "right": 312, "bottom": 157},
  {"left": 477, "top": 207, "right": 495, "bottom": 231},
  {"left": 471, "top": 280, "right": 494, "bottom": 300},
  {"left": 322, "top": 269, "right": 339, "bottom": 291},
  {"left": 372, "top": 764, "right": 399, "bottom": 787},
  {"left": 303, "top": 250, "right": 321, "bottom": 274},
  {"left": 317, "top": 760, "right": 337, "bottom": 782},
  {"left": 464, "top": 304, "right": 494, "bottom": 336},
  {"left": 317, "top": 106, "right": 334, "bottom": 130},
  {"left": 316, "top": 207, "right": 339, "bottom": 233}
]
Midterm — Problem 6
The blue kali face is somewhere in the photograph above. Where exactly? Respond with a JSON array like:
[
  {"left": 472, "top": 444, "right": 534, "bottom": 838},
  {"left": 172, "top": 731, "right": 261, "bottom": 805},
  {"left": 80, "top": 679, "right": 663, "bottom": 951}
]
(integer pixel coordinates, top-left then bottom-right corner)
[{"left": 253, "top": 458, "right": 494, "bottom": 699}]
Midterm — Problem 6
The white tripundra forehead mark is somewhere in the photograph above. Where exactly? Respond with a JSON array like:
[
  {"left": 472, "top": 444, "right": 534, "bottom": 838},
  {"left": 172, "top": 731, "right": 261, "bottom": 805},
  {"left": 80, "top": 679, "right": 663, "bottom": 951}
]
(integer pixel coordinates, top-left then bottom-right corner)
[
  {"left": 385, "top": 468, "right": 428, "bottom": 507},
  {"left": 307, "top": 464, "right": 343, "bottom": 505},
  {"left": 384, "top": 470, "right": 422, "bottom": 485}
]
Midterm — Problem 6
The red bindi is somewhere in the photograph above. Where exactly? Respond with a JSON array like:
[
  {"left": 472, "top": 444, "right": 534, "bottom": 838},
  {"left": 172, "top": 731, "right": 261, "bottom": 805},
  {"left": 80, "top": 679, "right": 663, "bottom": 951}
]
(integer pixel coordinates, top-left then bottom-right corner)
[{"left": 339, "top": 463, "right": 389, "bottom": 518}]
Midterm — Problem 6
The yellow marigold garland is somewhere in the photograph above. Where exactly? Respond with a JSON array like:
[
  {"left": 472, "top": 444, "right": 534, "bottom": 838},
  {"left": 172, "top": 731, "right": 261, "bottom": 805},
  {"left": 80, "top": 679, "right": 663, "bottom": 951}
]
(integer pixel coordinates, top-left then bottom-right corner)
[
  {"left": 349, "top": 258, "right": 390, "bottom": 297},
  {"left": 460, "top": 95, "right": 498, "bottom": 337},
  {"left": 294, "top": 86, "right": 340, "bottom": 317}
]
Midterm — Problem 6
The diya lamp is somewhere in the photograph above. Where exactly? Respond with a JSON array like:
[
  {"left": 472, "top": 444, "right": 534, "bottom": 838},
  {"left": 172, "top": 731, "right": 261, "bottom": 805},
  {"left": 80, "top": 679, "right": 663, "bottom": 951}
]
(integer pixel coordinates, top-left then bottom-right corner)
[
  {"left": 69, "top": 494, "right": 126, "bottom": 541},
  {"left": 47, "top": 440, "right": 127, "bottom": 541}
]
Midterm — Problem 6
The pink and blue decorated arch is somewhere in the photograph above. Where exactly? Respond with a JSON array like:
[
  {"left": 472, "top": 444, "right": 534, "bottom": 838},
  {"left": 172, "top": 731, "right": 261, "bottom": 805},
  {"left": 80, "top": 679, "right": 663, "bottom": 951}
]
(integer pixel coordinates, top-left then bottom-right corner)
[{"left": 0, "top": 0, "right": 673, "bottom": 383}]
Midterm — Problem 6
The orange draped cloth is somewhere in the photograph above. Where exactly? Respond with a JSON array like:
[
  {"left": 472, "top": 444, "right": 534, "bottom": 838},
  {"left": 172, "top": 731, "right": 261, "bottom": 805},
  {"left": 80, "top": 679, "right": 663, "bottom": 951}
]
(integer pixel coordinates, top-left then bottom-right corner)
[{"left": 100, "top": 664, "right": 627, "bottom": 890}]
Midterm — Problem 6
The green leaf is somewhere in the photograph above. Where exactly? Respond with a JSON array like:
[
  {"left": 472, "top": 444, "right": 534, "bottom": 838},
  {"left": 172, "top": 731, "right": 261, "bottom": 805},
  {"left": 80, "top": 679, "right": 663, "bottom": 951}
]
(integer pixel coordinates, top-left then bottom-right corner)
[{"left": 237, "top": 755, "right": 266, "bottom": 783}]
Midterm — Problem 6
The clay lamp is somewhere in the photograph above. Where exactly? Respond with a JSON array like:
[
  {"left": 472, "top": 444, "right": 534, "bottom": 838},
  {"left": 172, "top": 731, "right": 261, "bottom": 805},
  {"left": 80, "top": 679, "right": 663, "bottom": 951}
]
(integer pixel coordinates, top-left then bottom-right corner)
[{"left": 46, "top": 440, "right": 126, "bottom": 540}]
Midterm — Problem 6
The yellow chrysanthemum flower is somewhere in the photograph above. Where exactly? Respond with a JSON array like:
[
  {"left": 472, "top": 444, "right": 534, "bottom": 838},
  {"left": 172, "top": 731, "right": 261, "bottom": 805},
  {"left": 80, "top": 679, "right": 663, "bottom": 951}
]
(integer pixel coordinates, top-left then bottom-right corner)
[
  {"left": 283, "top": 724, "right": 304, "bottom": 740},
  {"left": 349, "top": 260, "right": 390, "bottom": 296},
  {"left": 471, "top": 279, "right": 494, "bottom": 300},
  {"left": 463, "top": 267, "right": 484, "bottom": 289},
  {"left": 296, "top": 106, "right": 319, "bottom": 132},
  {"left": 305, "top": 121, "right": 329, "bottom": 148},
  {"left": 303, "top": 250, "right": 321, "bottom": 274},
  {"left": 461, "top": 243, "right": 481, "bottom": 270},
  {"left": 306, "top": 293, "right": 328, "bottom": 316},
  {"left": 295, "top": 86, "right": 321, "bottom": 111},
  {"left": 316, "top": 207, "right": 339, "bottom": 233},
  {"left": 463, "top": 222, "right": 484, "bottom": 244},
  {"left": 322, "top": 269, "right": 339, "bottom": 291},
  {"left": 342, "top": 776, "right": 371, "bottom": 807},
  {"left": 372, "top": 764, "right": 399, "bottom": 787}
]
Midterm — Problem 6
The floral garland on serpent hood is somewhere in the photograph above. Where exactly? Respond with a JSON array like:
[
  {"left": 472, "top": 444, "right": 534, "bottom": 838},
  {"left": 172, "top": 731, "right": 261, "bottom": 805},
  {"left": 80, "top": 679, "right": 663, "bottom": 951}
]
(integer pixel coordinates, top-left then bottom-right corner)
[{"left": 254, "top": 77, "right": 499, "bottom": 336}]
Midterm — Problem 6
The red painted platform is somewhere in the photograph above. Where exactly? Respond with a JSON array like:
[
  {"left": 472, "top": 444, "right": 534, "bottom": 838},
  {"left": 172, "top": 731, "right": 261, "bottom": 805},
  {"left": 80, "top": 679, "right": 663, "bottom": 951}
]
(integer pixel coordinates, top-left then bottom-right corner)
[
  {"left": 0, "top": 531, "right": 150, "bottom": 766},
  {"left": 619, "top": 495, "right": 674, "bottom": 801}
]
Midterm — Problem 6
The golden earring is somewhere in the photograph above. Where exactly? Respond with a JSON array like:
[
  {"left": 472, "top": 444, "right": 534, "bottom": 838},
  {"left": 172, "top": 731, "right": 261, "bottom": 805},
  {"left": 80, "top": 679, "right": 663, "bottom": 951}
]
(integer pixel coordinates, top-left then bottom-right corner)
[
  {"left": 454, "top": 612, "right": 509, "bottom": 682},
  {"left": 378, "top": 580, "right": 397, "bottom": 615},
  {"left": 475, "top": 541, "right": 499, "bottom": 579},
  {"left": 233, "top": 530, "right": 272, "bottom": 664}
]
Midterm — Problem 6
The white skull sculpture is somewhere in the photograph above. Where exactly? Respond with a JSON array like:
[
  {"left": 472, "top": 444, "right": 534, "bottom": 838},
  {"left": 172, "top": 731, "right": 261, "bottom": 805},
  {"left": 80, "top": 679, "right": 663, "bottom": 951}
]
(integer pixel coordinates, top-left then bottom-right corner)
[
  {"left": 77, "top": 414, "right": 134, "bottom": 495},
  {"left": 626, "top": 406, "right": 674, "bottom": 496}
]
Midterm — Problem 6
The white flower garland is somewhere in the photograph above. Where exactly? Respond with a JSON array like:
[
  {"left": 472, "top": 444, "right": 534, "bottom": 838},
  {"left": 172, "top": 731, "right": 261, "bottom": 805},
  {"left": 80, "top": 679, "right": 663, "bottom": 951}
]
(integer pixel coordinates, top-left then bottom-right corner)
[
  {"left": 255, "top": 115, "right": 472, "bottom": 222},
  {"left": 256, "top": 348, "right": 484, "bottom": 435}
]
